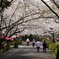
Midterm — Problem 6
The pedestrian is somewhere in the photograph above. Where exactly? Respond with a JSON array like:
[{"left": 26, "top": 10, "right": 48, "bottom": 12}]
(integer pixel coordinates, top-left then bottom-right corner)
[
  {"left": 36, "top": 39, "right": 41, "bottom": 52},
  {"left": 42, "top": 40, "right": 47, "bottom": 53},
  {"left": 32, "top": 39, "right": 35, "bottom": 47},
  {"left": 26, "top": 38, "right": 29, "bottom": 46},
  {"left": 14, "top": 43, "right": 18, "bottom": 48}
]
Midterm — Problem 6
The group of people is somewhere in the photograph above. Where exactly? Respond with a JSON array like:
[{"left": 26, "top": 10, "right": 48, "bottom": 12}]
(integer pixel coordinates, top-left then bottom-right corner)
[
  {"left": 26, "top": 38, "right": 59, "bottom": 59},
  {"left": 14, "top": 38, "right": 59, "bottom": 59},
  {"left": 35, "top": 39, "right": 47, "bottom": 52},
  {"left": 26, "top": 38, "right": 47, "bottom": 53},
  {"left": 14, "top": 38, "right": 47, "bottom": 53}
]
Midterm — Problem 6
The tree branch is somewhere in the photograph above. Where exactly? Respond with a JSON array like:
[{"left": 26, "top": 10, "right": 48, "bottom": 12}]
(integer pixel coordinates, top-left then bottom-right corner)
[
  {"left": 9, "top": 28, "right": 25, "bottom": 37},
  {"left": 52, "top": 0, "right": 59, "bottom": 8},
  {"left": 41, "top": 0, "right": 59, "bottom": 18}
]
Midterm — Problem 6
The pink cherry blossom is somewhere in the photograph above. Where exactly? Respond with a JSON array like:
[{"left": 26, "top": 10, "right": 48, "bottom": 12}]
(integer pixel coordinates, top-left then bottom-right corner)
[
  {"left": 17, "top": 36, "right": 20, "bottom": 38},
  {"left": 1, "top": 36, "right": 4, "bottom": 38},
  {"left": 47, "top": 38, "right": 49, "bottom": 40},
  {"left": 11, "top": 39, "right": 14, "bottom": 41},
  {"left": 6, "top": 35, "right": 9, "bottom": 38},
  {"left": 5, "top": 37, "right": 10, "bottom": 40},
  {"left": 52, "top": 37, "right": 53, "bottom": 38},
  {"left": 44, "top": 37, "right": 46, "bottom": 38},
  {"left": 56, "top": 38, "right": 59, "bottom": 40},
  {"left": 5, "top": 36, "right": 14, "bottom": 41},
  {"left": 10, "top": 37, "right": 12, "bottom": 39},
  {"left": 10, "top": 37, "right": 14, "bottom": 41}
]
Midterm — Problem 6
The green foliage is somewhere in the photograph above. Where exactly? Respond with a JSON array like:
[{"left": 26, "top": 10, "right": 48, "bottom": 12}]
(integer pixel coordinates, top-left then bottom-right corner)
[
  {"left": 29, "top": 34, "right": 33, "bottom": 41},
  {"left": 49, "top": 43, "right": 59, "bottom": 52},
  {"left": 43, "top": 38, "right": 52, "bottom": 44},
  {"left": 0, "top": 0, "right": 13, "bottom": 11},
  {"left": 49, "top": 43, "right": 59, "bottom": 56},
  {"left": 2, "top": 2, "right": 6, "bottom": 7},
  {"left": 53, "top": 47, "right": 59, "bottom": 57},
  {"left": 53, "top": 48, "right": 57, "bottom": 56},
  {"left": 0, "top": 38, "right": 5, "bottom": 44},
  {"left": 14, "top": 39, "right": 22, "bottom": 45},
  {"left": 57, "top": 4, "right": 59, "bottom": 6},
  {"left": 21, "top": 35, "right": 29, "bottom": 41},
  {"left": 49, "top": 43, "right": 59, "bottom": 57},
  {"left": 17, "top": 41, "right": 22, "bottom": 45},
  {"left": 0, "top": 52, "right": 3, "bottom": 54},
  {"left": 9, "top": 46, "right": 13, "bottom": 49},
  {"left": 46, "top": 40, "right": 51, "bottom": 44}
]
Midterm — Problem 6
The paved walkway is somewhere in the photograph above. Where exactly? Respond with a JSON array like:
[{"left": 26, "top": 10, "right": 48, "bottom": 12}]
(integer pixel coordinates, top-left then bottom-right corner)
[{"left": 0, "top": 45, "right": 55, "bottom": 59}]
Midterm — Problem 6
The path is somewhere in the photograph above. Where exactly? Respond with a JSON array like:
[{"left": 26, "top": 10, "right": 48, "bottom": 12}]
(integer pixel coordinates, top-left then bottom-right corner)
[{"left": 0, "top": 45, "right": 55, "bottom": 59}]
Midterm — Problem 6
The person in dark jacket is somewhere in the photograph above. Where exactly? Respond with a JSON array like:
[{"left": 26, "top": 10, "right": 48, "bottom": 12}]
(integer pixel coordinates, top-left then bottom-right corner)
[
  {"left": 14, "top": 43, "right": 18, "bottom": 48},
  {"left": 42, "top": 40, "right": 47, "bottom": 53}
]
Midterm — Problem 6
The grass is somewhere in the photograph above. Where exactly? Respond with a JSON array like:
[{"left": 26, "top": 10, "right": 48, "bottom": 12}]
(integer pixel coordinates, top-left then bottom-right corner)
[
  {"left": 9, "top": 46, "right": 14, "bottom": 49},
  {"left": 0, "top": 46, "right": 13, "bottom": 54},
  {"left": 0, "top": 52, "right": 3, "bottom": 54}
]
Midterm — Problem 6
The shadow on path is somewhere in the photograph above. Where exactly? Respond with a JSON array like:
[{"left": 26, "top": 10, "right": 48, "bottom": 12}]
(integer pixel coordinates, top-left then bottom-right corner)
[{"left": 0, "top": 45, "right": 55, "bottom": 59}]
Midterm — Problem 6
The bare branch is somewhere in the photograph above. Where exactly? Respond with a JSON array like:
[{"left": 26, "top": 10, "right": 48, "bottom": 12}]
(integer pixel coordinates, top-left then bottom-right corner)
[
  {"left": 52, "top": 0, "right": 59, "bottom": 8},
  {"left": 41, "top": 0, "right": 59, "bottom": 18},
  {"left": 9, "top": 28, "right": 25, "bottom": 37}
]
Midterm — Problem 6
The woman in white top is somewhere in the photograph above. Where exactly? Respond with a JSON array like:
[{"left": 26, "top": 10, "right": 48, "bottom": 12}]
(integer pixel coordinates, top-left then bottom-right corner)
[{"left": 26, "top": 38, "right": 29, "bottom": 46}]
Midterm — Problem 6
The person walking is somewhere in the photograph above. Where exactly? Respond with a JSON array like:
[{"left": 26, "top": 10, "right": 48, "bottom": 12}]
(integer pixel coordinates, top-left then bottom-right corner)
[
  {"left": 32, "top": 39, "right": 35, "bottom": 47},
  {"left": 26, "top": 38, "right": 29, "bottom": 46},
  {"left": 14, "top": 43, "right": 18, "bottom": 48},
  {"left": 42, "top": 40, "right": 47, "bottom": 53},
  {"left": 36, "top": 40, "right": 41, "bottom": 52}
]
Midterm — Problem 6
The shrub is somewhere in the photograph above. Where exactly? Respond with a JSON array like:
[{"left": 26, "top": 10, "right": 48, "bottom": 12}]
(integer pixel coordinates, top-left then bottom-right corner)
[
  {"left": 49, "top": 43, "right": 57, "bottom": 52},
  {"left": 53, "top": 47, "right": 59, "bottom": 57},
  {"left": 14, "top": 39, "right": 22, "bottom": 45},
  {"left": 17, "top": 41, "right": 22, "bottom": 45},
  {"left": 9, "top": 46, "right": 13, "bottom": 49},
  {"left": 0, "top": 52, "right": 3, "bottom": 54},
  {"left": 49, "top": 43, "right": 59, "bottom": 56}
]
